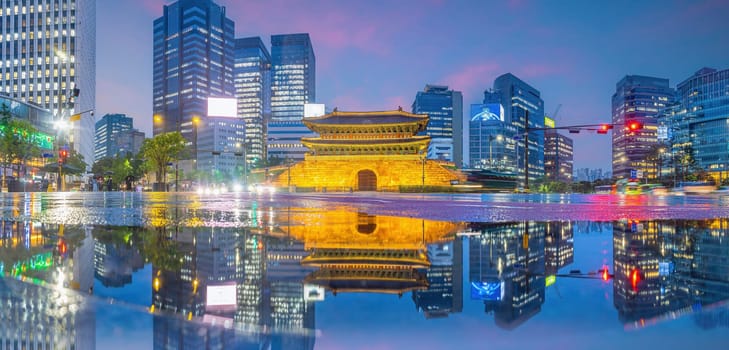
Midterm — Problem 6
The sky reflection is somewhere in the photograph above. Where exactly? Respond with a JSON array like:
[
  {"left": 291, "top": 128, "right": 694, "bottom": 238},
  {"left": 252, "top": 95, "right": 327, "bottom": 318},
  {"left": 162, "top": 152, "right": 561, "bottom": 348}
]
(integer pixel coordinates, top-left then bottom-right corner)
[{"left": 2, "top": 195, "right": 729, "bottom": 349}]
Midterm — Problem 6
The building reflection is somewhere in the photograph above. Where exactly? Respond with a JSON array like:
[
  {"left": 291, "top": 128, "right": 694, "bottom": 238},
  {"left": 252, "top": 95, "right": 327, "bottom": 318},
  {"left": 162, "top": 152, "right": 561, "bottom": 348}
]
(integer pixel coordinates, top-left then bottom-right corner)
[
  {"left": 0, "top": 222, "right": 96, "bottom": 349},
  {"left": 469, "top": 222, "right": 547, "bottom": 330},
  {"left": 412, "top": 239, "right": 464, "bottom": 318},
  {"left": 613, "top": 219, "right": 729, "bottom": 328}
]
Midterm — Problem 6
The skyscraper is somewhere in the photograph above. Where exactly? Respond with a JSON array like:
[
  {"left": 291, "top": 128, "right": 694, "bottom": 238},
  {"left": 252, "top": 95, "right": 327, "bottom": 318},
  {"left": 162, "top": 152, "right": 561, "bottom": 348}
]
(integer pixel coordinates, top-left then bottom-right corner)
[
  {"left": 152, "top": 0, "right": 235, "bottom": 148},
  {"left": 481, "top": 73, "right": 545, "bottom": 184},
  {"left": 267, "top": 33, "right": 316, "bottom": 161},
  {"left": 0, "top": 0, "right": 96, "bottom": 169},
  {"left": 661, "top": 68, "right": 729, "bottom": 180},
  {"left": 234, "top": 37, "right": 271, "bottom": 165},
  {"left": 544, "top": 119, "right": 574, "bottom": 183},
  {"left": 94, "top": 113, "right": 132, "bottom": 161},
  {"left": 611, "top": 75, "right": 674, "bottom": 180},
  {"left": 412, "top": 84, "right": 463, "bottom": 164}
]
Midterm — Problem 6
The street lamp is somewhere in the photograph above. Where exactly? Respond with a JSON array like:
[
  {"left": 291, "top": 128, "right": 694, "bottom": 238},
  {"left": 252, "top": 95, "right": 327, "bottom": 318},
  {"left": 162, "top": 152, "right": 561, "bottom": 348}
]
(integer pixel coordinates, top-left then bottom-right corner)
[{"left": 55, "top": 50, "right": 68, "bottom": 191}]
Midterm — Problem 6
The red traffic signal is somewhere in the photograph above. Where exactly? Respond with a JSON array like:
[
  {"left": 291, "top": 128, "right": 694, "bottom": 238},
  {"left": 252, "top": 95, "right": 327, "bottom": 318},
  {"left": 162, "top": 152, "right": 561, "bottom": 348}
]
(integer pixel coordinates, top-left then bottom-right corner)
[
  {"left": 627, "top": 121, "right": 643, "bottom": 132},
  {"left": 597, "top": 124, "right": 613, "bottom": 134},
  {"left": 58, "top": 149, "right": 69, "bottom": 164},
  {"left": 630, "top": 268, "right": 641, "bottom": 290}
]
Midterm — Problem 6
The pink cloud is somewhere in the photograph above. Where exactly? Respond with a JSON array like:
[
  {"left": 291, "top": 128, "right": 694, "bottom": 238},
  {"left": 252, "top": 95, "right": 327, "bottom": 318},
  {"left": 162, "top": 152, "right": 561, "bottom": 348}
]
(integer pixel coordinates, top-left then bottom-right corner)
[
  {"left": 440, "top": 62, "right": 502, "bottom": 95},
  {"left": 515, "top": 63, "right": 565, "bottom": 78}
]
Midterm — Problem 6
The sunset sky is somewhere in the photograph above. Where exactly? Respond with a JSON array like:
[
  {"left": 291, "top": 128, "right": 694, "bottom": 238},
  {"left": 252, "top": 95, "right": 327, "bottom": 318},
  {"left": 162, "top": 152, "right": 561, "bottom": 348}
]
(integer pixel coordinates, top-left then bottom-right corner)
[{"left": 96, "top": 0, "right": 729, "bottom": 170}]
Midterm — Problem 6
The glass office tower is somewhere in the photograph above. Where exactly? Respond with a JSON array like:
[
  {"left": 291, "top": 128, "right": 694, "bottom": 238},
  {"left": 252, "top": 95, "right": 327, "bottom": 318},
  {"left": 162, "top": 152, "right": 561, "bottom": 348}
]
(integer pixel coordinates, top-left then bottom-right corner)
[
  {"left": 482, "top": 73, "right": 545, "bottom": 184},
  {"left": 611, "top": 75, "right": 674, "bottom": 180},
  {"left": 94, "top": 113, "right": 133, "bottom": 161},
  {"left": 412, "top": 84, "right": 463, "bottom": 164},
  {"left": 267, "top": 33, "right": 316, "bottom": 161},
  {"left": 152, "top": 0, "right": 235, "bottom": 143},
  {"left": 666, "top": 68, "right": 729, "bottom": 180},
  {"left": 234, "top": 37, "right": 271, "bottom": 165},
  {"left": 0, "top": 0, "right": 96, "bottom": 169}
]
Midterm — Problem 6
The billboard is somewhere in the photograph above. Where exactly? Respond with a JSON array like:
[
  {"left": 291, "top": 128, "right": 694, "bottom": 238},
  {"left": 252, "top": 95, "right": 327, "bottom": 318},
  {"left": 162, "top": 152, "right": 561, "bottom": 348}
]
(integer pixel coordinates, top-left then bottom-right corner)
[
  {"left": 470, "top": 281, "right": 504, "bottom": 301},
  {"left": 470, "top": 103, "right": 504, "bottom": 122},
  {"left": 304, "top": 103, "right": 326, "bottom": 119},
  {"left": 544, "top": 116, "right": 555, "bottom": 128},
  {"left": 303, "top": 284, "right": 326, "bottom": 301},
  {"left": 206, "top": 284, "right": 236, "bottom": 307},
  {"left": 207, "top": 97, "right": 237, "bottom": 118}
]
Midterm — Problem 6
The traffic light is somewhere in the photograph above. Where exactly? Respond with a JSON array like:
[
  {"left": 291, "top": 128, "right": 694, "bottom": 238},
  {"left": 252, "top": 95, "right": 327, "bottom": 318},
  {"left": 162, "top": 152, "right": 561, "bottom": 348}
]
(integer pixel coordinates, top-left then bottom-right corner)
[
  {"left": 627, "top": 121, "right": 643, "bottom": 132},
  {"left": 630, "top": 267, "right": 642, "bottom": 290},
  {"left": 58, "top": 149, "right": 68, "bottom": 164},
  {"left": 597, "top": 124, "right": 613, "bottom": 134}
]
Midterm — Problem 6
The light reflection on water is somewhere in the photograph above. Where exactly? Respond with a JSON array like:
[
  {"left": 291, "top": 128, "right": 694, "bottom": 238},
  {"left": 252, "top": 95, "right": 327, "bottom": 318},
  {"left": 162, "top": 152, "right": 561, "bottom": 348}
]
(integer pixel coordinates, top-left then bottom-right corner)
[{"left": 1, "top": 193, "right": 729, "bottom": 349}]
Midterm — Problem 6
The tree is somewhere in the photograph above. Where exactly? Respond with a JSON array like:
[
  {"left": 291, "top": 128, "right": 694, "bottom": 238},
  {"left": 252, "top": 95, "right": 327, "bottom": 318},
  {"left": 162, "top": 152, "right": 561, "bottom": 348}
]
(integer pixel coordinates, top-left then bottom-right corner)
[
  {"left": 139, "top": 132, "right": 185, "bottom": 191},
  {"left": 0, "top": 110, "right": 42, "bottom": 191}
]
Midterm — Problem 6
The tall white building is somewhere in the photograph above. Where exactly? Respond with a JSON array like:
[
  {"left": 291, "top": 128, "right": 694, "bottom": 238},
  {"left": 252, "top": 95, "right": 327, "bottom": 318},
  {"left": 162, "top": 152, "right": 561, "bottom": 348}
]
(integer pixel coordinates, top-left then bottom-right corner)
[{"left": 0, "top": 0, "right": 96, "bottom": 170}]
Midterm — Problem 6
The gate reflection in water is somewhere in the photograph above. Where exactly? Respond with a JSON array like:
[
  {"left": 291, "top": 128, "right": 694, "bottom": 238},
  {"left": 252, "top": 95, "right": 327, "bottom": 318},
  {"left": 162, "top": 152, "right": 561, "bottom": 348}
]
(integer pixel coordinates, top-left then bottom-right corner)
[{"left": 2, "top": 210, "right": 729, "bottom": 348}]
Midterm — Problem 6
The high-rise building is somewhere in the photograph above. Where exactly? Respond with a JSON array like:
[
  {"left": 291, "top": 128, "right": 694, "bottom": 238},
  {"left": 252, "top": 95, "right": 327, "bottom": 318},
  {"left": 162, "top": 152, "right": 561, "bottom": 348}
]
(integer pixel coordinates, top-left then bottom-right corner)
[
  {"left": 0, "top": 0, "right": 96, "bottom": 170},
  {"left": 94, "top": 113, "right": 132, "bottom": 161},
  {"left": 267, "top": 33, "right": 316, "bottom": 161},
  {"left": 480, "top": 74, "right": 545, "bottom": 184},
  {"left": 611, "top": 75, "right": 674, "bottom": 180},
  {"left": 544, "top": 119, "right": 573, "bottom": 183},
  {"left": 661, "top": 68, "right": 729, "bottom": 180},
  {"left": 153, "top": 0, "right": 235, "bottom": 157},
  {"left": 114, "top": 129, "right": 146, "bottom": 157},
  {"left": 234, "top": 37, "right": 271, "bottom": 165},
  {"left": 468, "top": 103, "right": 512, "bottom": 170},
  {"left": 412, "top": 84, "right": 463, "bottom": 164},
  {"left": 196, "top": 117, "right": 247, "bottom": 182}
]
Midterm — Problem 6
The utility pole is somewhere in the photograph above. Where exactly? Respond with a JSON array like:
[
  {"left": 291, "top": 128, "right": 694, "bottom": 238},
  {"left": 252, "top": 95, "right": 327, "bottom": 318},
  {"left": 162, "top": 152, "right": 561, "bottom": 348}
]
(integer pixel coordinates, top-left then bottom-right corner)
[{"left": 524, "top": 110, "right": 529, "bottom": 191}]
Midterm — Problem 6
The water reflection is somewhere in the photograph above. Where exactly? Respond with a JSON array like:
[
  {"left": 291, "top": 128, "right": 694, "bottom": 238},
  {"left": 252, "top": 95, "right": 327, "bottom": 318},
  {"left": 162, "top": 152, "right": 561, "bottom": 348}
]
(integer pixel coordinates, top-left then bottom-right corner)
[{"left": 2, "top": 211, "right": 729, "bottom": 348}]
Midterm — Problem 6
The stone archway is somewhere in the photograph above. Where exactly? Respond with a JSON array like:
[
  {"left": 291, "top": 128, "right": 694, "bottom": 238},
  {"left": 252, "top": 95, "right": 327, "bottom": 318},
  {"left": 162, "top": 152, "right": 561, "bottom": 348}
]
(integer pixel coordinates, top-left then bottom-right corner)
[{"left": 357, "top": 170, "right": 377, "bottom": 191}]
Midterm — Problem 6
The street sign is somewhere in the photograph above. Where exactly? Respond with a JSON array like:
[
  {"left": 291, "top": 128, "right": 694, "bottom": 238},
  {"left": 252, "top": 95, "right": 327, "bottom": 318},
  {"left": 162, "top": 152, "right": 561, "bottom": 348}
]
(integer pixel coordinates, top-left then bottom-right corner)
[
  {"left": 636, "top": 170, "right": 643, "bottom": 179},
  {"left": 630, "top": 169, "right": 637, "bottom": 178}
]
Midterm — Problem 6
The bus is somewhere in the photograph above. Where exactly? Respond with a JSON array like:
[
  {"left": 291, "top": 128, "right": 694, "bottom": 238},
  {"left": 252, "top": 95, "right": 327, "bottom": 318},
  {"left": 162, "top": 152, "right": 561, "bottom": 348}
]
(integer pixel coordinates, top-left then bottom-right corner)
[
  {"left": 594, "top": 185, "right": 616, "bottom": 194},
  {"left": 673, "top": 181, "right": 716, "bottom": 194},
  {"left": 616, "top": 179, "right": 641, "bottom": 194}
]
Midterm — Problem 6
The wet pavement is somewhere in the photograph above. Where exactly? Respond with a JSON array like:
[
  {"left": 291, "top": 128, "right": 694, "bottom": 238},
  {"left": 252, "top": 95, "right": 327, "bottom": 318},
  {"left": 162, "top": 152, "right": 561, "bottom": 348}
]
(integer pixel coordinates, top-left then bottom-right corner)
[{"left": 2, "top": 192, "right": 729, "bottom": 349}]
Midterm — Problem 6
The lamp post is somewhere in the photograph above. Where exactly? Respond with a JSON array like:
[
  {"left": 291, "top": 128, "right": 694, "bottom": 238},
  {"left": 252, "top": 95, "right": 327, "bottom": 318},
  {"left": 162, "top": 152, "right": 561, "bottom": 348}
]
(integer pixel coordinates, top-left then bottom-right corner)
[
  {"left": 55, "top": 50, "right": 68, "bottom": 191},
  {"left": 192, "top": 116, "right": 200, "bottom": 187}
]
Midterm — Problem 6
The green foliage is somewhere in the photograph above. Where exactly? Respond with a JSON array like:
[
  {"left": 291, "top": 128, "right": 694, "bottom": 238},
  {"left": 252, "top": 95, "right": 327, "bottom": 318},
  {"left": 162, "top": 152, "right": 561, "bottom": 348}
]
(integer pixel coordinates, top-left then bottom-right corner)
[
  {"left": 139, "top": 132, "right": 185, "bottom": 188},
  {"left": 0, "top": 114, "right": 42, "bottom": 189}
]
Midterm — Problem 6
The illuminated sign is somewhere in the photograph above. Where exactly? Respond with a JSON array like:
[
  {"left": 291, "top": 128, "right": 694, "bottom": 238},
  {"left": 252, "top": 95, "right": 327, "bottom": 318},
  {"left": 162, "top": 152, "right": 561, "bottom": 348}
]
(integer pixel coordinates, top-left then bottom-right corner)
[
  {"left": 544, "top": 116, "right": 555, "bottom": 128},
  {"left": 470, "top": 281, "right": 504, "bottom": 301},
  {"left": 427, "top": 242, "right": 453, "bottom": 266},
  {"left": 657, "top": 125, "right": 669, "bottom": 141},
  {"left": 11, "top": 252, "right": 53, "bottom": 276},
  {"left": 303, "top": 284, "right": 326, "bottom": 301},
  {"left": 304, "top": 103, "right": 326, "bottom": 119},
  {"left": 545, "top": 275, "right": 556, "bottom": 287},
  {"left": 206, "top": 284, "right": 236, "bottom": 307},
  {"left": 207, "top": 97, "right": 237, "bottom": 118},
  {"left": 470, "top": 104, "right": 504, "bottom": 122},
  {"left": 658, "top": 261, "right": 674, "bottom": 276}
]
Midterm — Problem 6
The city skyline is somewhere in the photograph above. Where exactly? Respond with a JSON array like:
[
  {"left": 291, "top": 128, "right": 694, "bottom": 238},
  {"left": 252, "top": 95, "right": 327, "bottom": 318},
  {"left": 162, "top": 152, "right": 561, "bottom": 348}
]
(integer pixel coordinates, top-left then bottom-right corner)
[{"left": 97, "top": 0, "right": 729, "bottom": 170}]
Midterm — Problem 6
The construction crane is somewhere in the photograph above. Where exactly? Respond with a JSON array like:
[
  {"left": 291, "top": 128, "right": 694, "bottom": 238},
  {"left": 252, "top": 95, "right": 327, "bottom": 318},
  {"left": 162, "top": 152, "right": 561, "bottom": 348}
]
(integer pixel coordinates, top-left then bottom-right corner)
[{"left": 549, "top": 104, "right": 562, "bottom": 121}]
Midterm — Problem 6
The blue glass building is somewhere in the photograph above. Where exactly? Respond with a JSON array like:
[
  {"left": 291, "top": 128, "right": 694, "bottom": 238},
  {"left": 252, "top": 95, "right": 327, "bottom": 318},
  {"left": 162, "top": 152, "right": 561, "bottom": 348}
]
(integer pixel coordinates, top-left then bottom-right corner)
[
  {"left": 665, "top": 68, "right": 729, "bottom": 180},
  {"left": 94, "top": 113, "right": 133, "bottom": 161},
  {"left": 234, "top": 37, "right": 271, "bottom": 165},
  {"left": 478, "top": 73, "right": 545, "bottom": 185},
  {"left": 412, "top": 85, "right": 463, "bottom": 164},
  {"left": 267, "top": 34, "right": 316, "bottom": 161},
  {"left": 611, "top": 75, "right": 674, "bottom": 180},
  {"left": 153, "top": 0, "right": 235, "bottom": 142}
]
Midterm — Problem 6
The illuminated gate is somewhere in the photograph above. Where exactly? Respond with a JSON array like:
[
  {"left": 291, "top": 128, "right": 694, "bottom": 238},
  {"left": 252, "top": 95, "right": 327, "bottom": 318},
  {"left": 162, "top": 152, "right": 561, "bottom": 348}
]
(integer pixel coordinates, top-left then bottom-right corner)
[{"left": 357, "top": 170, "right": 377, "bottom": 191}]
